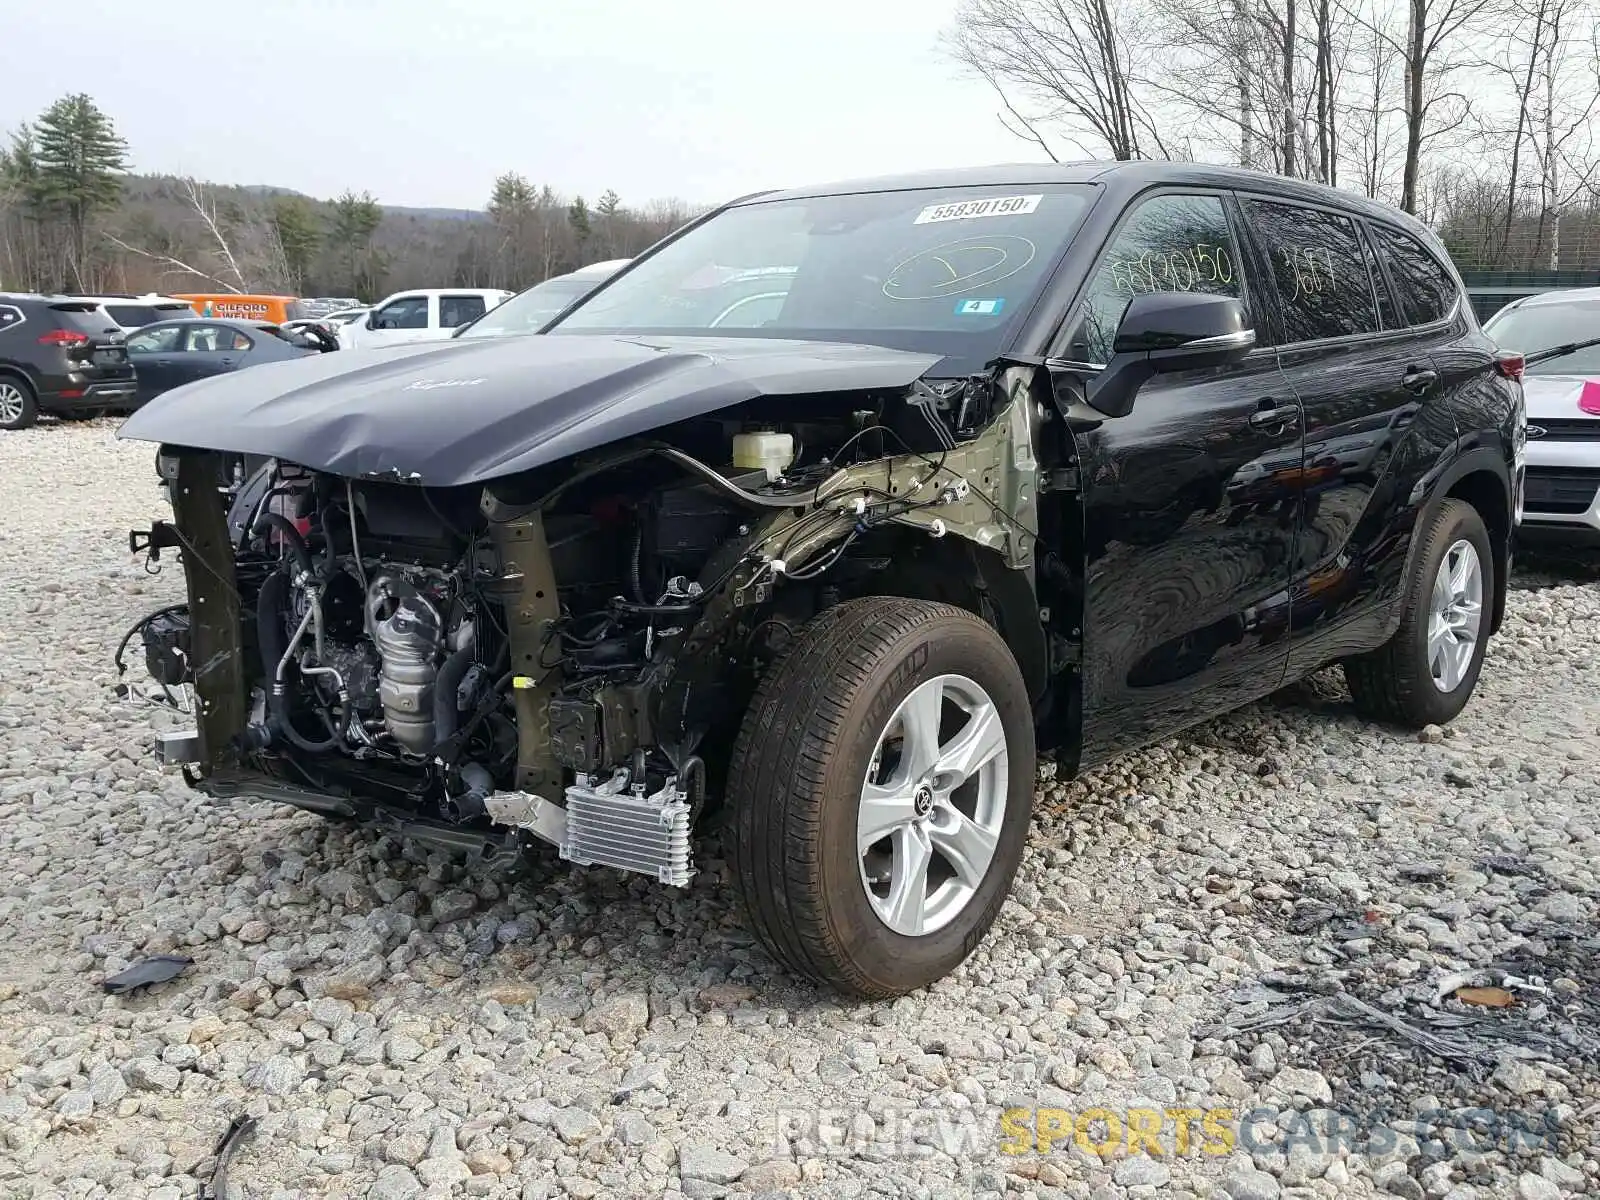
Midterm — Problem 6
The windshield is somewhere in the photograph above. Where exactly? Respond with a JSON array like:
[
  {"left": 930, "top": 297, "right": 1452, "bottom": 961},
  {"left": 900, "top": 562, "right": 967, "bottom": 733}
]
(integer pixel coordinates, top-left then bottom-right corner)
[
  {"left": 1485, "top": 299, "right": 1600, "bottom": 376},
  {"left": 456, "top": 277, "right": 602, "bottom": 339},
  {"left": 545, "top": 185, "right": 1096, "bottom": 366}
]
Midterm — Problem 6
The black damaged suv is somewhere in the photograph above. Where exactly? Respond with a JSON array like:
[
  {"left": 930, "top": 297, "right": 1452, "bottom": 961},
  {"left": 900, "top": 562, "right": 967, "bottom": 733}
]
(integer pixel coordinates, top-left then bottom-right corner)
[
  {"left": 0, "top": 294, "right": 137, "bottom": 429},
  {"left": 121, "top": 163, "right": 1523, "bottom": 998}
]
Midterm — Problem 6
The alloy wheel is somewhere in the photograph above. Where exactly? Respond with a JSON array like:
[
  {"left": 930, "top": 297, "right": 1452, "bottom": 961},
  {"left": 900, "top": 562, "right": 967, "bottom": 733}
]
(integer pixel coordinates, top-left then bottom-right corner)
[
  {"left": 857, "top": 673, "right": 1010, "bottom": 937},
  {"left": 0, "top": 383, "right": 24, "bottom": 426},
  {"left": 1428, "top": 538, "right": 1483, "bottom": 692}
]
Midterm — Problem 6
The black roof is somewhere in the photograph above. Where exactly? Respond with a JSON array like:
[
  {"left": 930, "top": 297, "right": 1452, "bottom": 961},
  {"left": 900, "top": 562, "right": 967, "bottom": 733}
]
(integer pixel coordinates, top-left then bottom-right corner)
[{"left": 734, "top": 160, "right": 1436, "bottom": 239}]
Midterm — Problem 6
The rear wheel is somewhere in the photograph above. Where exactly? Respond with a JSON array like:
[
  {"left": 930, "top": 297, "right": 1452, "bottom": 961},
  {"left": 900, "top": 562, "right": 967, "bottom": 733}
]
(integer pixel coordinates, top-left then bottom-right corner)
[
  {"left": 1344, "top": 498, "right": 1492, "bottom": 727},
  {"left": 0, "top": 376, "right": 38, "bottom": 431},
  {"left": 727, "top": 597, "right": 1035, "bottom": 998}
]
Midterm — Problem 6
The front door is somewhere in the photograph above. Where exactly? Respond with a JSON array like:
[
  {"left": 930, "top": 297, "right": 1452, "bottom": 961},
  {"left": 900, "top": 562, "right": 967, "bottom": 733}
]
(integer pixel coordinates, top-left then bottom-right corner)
[
  {"left": 364, "top": 294, "right": 433, "bottom": 348},
  {"left": 1054, "top": 189, "right": 1303, "bottom": 767}
]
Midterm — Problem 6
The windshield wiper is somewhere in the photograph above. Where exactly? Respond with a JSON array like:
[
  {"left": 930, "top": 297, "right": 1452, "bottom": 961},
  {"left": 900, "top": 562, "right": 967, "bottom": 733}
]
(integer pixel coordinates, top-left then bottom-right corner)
[{"left": 1522, "top": 334, "right": 1600, "bottom": 369}]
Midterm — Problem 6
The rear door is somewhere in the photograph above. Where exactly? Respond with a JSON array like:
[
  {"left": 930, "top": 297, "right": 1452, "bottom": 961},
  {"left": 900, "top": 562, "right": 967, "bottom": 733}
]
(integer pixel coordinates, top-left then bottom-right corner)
[
  {"left": 438, "top": 293, "right": 489, "bottom": 332},
  {"left": 1234, "top": 195, "right": 1439, "bottom": 671},
  {"left": 1053, "top": 189, "right": 1303, "bottom": 766}
]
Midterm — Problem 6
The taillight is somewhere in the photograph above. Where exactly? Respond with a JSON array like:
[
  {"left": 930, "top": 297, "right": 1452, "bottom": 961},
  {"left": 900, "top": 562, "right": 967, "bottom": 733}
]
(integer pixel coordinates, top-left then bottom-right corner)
[
  {"left": 1494, "top": 352, "right": 1524, "bottom": 382},
  {"left": 38, "top": 329, "right": 90, "bottom": 348}
]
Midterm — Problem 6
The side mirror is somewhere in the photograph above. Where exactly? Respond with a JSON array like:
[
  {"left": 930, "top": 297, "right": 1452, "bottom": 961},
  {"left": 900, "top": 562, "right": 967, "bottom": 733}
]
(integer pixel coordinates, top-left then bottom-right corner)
[{"left": 1086, "top": 293, "right": 1254, "bottom": 419}]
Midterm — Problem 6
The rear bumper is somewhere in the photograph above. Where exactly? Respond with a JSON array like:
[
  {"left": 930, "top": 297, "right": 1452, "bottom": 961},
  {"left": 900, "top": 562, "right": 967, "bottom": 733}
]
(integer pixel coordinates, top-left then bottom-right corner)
[{"left": 36, "top": 371, "right": 138, "bottom": 413}]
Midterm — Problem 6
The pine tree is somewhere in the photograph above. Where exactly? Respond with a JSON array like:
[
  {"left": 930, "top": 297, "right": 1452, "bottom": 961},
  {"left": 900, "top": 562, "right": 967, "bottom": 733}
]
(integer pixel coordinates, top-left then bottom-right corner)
[
  {"left": 29, "top": 94, "right": 127, "bottom": 289},
  {"left": 269, "top": 195, "right": 322, "bottom": 293},
  {"left": 330, "top": 189, "right": 384, "bottom": 298}
]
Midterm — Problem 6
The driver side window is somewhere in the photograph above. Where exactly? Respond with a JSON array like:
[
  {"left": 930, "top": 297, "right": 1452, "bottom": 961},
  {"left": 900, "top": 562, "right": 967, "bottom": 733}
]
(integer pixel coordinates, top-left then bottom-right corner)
[
  {"left": 376, "top": 296, "right": 430, "bottom": 329},
  {"left": 1065, "top": 193, "right": 1246, "bottom": 365}
]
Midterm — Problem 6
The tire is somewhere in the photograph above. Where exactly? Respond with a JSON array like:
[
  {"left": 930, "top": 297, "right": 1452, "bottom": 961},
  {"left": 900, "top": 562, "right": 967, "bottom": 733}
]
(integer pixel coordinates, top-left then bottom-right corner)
[
  {"left": 727, "top": 597, "right": 1035, "bottom": 999},
  {"left": 1344, "top": 497, "right": 1493, "bottom": 727},
  {"left": 0, "top": 375, "right": 38, "bottom": 431}
]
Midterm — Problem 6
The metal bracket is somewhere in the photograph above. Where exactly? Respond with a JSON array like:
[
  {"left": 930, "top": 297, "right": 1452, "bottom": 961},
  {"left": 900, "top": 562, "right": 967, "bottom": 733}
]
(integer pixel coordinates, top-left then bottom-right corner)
[
  {"left": 153, "top": 729, "right": 202, "bottom": 765},
  {"left": 481, "top": 789, "right": 570, "bottom": 848}
]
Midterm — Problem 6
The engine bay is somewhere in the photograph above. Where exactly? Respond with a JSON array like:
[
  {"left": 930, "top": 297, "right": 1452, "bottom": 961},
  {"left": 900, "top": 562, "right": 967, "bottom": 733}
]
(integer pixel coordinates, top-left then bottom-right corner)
[{"left": 127, "top": 375, "right": 1053, "bottom": 884}]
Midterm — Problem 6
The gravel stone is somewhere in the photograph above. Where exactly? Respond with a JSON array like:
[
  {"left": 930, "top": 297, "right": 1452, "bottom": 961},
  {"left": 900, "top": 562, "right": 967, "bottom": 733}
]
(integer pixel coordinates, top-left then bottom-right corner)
[
  {"left": 1514, "top": 1175, "right": 1561, "bottom": 1200},
  {"left": 679, "top": 1142, "right": 749, "bottom": 1183},
  {"left": 3, "top": 423, "right": 1597, "bottom": 1197},
  {"left": 1113, "top": 1157, "right": 1171, "bottom": 1188},
  {"left": 125, "top": 1059, "right": 179, "bottom": 1093},
  {"left": 582, "top": 990, "right": 650, "bottom": 1037},
  {"left": 86, "top": 1064, "right": 127, "bottom": 1106},
  {"left": 369, "top": 1164, "right": 423, "bottom": 1199},
  {"left": 1220, "top": 1166, "right": 1282, "bottom": 1200}
]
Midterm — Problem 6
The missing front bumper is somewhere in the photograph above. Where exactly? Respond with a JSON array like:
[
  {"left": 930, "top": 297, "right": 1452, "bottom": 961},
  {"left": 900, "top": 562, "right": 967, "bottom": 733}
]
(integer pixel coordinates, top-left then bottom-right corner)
[{"left": 147, "top": 733, "right": 695, "bottom": 887}]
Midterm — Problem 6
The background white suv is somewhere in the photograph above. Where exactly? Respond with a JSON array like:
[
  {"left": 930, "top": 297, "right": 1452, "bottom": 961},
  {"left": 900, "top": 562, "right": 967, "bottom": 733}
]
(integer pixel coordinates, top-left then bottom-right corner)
[
  {"left": 71, "top": 294, "right": 195, "bottom": 332},
  {"left": 338, "top": 288, "right": 510, "bottom": 349}
]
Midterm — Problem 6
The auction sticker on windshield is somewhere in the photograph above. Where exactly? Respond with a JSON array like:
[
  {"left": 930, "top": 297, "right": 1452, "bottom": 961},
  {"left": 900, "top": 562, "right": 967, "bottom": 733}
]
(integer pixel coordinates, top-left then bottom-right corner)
[{"left": 913, "top": 195, "right": 1043, "bottom": 225}]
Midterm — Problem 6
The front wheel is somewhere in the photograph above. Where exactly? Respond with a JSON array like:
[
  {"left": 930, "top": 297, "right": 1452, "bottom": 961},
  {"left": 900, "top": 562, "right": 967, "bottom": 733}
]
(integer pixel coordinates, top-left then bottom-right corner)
[
  {"left": 1344, "top": 497, "right": 1493, "bottom": 727},
  {"left": 726, "top": 597, "right": 1035, "bottom": 999}
]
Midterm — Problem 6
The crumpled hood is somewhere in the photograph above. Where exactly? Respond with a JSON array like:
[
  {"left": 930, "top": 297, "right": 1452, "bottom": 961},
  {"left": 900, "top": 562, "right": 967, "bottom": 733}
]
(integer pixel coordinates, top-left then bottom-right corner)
[
  {"left": 117, "top": 333, "right": 942, "bottom": 486},
  {"left": 1522, "top": 373, "right": 1600, "bottom": 420}
]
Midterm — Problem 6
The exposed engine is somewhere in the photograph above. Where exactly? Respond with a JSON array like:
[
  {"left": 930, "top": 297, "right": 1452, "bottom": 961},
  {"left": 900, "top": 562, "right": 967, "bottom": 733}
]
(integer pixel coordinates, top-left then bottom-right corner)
[{"left": 126, "top": 375, "right": 1047, "bottom": 888}]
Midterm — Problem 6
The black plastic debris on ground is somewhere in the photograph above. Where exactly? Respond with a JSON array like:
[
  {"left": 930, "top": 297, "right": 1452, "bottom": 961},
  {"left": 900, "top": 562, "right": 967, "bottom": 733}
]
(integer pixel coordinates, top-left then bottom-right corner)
[
  {"left": 200, "top": 1114, "right": 257, "bottom": 1200},
  {"left": 101, "top": 954, "right": 193, "bottom": 995}
]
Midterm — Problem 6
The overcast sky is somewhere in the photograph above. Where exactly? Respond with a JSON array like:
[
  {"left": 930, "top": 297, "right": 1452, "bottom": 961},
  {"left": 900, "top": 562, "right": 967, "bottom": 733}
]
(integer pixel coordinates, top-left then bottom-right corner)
[{"left": 6, "top": 0, "right": 1039, "bottom": 211}]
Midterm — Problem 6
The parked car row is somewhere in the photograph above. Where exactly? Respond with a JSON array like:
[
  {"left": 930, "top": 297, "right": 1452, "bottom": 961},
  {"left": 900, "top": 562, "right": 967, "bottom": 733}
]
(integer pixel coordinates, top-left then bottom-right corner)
[
  {"left": 0, "top": 264, "right": 629, "bottom": 429},
  {"left": 0, "top": 294, "right": 337, "bottom": 429}
]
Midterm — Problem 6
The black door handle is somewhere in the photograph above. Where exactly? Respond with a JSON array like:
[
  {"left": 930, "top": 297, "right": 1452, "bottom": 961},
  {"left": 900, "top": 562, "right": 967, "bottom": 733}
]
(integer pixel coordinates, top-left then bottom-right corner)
[
  {"left": 1248, "top": 402, "right": 1301, "bottom": 430},
  {"left": 1402, "top": 367, "right": 1438, "bottom": 394}
]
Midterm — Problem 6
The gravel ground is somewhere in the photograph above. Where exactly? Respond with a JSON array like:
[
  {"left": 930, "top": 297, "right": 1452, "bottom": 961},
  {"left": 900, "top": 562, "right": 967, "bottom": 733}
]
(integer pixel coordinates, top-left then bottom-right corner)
[{"left": 1, "top": 419, "right": 1597, "bottom": 1200}]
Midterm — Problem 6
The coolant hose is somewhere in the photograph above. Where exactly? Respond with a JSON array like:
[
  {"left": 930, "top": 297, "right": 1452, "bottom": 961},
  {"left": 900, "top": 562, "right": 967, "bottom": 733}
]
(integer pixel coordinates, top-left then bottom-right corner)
[
  {"left": 443, "top": 762, "right": 495, "bottom": 823},
  {"left": 256, "top": 568, "right": 338, "bottom": 753},
  {"left": 433, "top": 643, "right": 476, "bottom": 749},
  {"left": 253, "top": 512, "right": 315, "bottom": 578}
]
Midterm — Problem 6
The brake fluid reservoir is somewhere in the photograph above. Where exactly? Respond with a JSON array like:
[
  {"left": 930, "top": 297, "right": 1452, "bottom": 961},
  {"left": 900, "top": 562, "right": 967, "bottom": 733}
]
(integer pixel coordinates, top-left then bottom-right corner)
[{"left": 732, "top": 431, "right": 796, "bottom": 482}]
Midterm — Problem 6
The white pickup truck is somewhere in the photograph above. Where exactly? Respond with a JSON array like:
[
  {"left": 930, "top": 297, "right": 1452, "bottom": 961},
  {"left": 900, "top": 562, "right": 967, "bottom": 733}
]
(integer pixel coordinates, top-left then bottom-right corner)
[{"left": 338, "top": 288, "right": 511, "bottom": 350}]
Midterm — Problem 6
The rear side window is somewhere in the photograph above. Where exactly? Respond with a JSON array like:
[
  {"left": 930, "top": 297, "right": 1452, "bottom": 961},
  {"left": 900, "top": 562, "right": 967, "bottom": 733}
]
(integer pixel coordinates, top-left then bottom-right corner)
[
  {"left": 1065, "top": 192, "right": 1246, "bottom": 365},
  {"left": 49, "top": 303, "right": 120, "bottom": 337},
  {"left": 105, "top": 304, "right": 170, "bottom": 328},
  {"left": 1242, "top": 200, "right": 1379, "bottom": 343},
  {"left": 440, "top": 294, "right": 488, "bottom": 327},
  {"left": 0, "top": 305, "right": 23, "bottom": 331},
  {"left": 1369, "top": 224, "right": 1459, "bottom": 326}
]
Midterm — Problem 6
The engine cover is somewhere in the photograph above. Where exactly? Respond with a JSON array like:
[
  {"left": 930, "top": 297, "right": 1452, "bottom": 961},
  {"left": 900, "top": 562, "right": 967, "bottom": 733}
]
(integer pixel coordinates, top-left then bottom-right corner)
[{"left": 365, "top": 574, "right": 443, "bottom": 754}]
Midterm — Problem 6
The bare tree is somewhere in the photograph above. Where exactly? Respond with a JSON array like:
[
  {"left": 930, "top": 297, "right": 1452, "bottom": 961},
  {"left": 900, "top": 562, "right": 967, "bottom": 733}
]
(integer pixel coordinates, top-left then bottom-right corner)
[
  {"left": 1141, "top": 0, "right": 1355, "bottom": 181},
  {"left": 1354, "top": 0, "right": 1493, "bottom": 213},
  {"left": 946, "top": 0, "right": 1169, "bottom": 160},
  {"left": 105, "top": 177, "right": 294, "bottom": 293}
]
